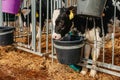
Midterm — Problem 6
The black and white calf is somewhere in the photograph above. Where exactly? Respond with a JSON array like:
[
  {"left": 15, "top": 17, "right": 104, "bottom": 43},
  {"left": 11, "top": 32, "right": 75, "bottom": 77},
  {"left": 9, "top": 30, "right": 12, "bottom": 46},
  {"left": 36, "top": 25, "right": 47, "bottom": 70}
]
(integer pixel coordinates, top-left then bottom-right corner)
[
  {"left": 20, "top": 0, "right": 51, "bottom": 31},
  {"left": 52, "top": 0, "right": 120, "bottom": 77},
  {"left": 52, "top": 6, "right": 103, "bottom": 77}
]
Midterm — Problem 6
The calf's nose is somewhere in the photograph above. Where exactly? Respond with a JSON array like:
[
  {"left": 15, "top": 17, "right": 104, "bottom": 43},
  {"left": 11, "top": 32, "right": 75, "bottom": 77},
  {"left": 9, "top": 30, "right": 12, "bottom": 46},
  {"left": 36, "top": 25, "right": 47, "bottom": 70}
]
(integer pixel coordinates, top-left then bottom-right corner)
[{"left": 52, "top": 33, "right": 61, "bottom": 40}]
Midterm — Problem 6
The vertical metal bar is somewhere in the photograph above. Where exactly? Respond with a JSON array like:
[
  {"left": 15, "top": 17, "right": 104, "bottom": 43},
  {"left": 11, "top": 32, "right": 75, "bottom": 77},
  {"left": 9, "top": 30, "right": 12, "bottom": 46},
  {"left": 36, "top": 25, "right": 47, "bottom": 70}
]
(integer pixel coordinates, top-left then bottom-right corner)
[
  {"left": 65, "top": 0, "right": 68, "bottom": 7},
  {"left": 65, "top": 0, "right": 67, "bottom": 7},
  {"left": 74, "top": 0, "right": 77, "bottom": 5},
  {"left": 27, "top": 0, "right": 30, "bottom": 47},
  {"left": 31, "top": 0, "right": 36, "bottom": 51},
  {"left": 101, "top": 17, "right": 105, "bottom": 63},
  {"left": 38, "top": 0, "right": 42, "bottom": 53},
  {"left": 72, "top": 0, "right": 74, "bottom": 5},
  {"left": 8, "top": 13, "right": 9, "bottom": 26},
  {"left": 51, "top": 0, "right": 54, "bottom": 63},
  {"left": 70, "top": 0, "right": 72, "bottom": 6},
  {"left": 51, "top": 0, "right": 53, "bottom": 19},
  {"left": 57, "top": 0, "right": 59, "bottom": 8},
  {"left": 72, "top": 0, "right": 74, "bottom": 6},
  {"left": 112, "top": 0, "right": 117, "bottom": 65},
  {"left": 58, "top": 0, "right": 62, "bottom": 8},
  {"left": 46, "top": 0, "right": 49, "bottom": 53},
  {"left": 23, "top": 0, "right": 25, "bottom": 7},
  {"left": 0, "top": 0, "right": 3, "bottom": 26},
  {"left": 54, "top": 0, "right": 55, "bottom": 9},
  {"left": 93, "top": 18, "right": 97, "bottom": 65}
]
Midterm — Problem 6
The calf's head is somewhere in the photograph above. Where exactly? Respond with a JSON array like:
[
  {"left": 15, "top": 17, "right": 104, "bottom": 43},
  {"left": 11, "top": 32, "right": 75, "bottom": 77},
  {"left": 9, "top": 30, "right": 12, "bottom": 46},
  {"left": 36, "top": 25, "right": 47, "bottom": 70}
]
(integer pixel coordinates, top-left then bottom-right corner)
[
  {"left": 20, "top": 7, "right": 31, "bottom": 27},
  {"left": 52, "top": 6, "right": 77, "bottom": 40}
]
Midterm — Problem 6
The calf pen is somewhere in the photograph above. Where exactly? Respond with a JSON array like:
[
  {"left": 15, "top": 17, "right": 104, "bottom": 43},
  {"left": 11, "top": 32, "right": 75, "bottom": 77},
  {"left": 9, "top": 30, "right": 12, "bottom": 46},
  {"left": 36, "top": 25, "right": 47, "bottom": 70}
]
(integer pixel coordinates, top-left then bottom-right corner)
[{"left": 0, "top": 0, "right": 120, "bottom": 78}]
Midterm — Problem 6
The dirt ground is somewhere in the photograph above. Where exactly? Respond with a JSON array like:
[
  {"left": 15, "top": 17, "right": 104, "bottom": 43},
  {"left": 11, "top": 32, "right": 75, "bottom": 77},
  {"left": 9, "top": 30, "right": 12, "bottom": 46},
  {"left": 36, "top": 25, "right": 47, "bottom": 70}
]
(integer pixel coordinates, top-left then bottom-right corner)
[{"left": 0, "top": 34, "right": 120, "bottom": 80}]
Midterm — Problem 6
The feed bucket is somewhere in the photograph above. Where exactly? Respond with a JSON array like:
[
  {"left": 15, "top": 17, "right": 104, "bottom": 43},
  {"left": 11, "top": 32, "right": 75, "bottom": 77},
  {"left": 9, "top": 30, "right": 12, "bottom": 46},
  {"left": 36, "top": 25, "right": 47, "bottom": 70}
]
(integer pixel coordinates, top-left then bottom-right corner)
[
  {"left": 2, "top": 0, "right": 21, "bottom": 14},
  {"left": 0, "top": 26, "right": 15, "bottom": 46},
  {"left": 53, "top": 35, "right": 85, "bottom": 65},
  {"left": 77, "top": 0, "right": 107, "bottom": 17}
]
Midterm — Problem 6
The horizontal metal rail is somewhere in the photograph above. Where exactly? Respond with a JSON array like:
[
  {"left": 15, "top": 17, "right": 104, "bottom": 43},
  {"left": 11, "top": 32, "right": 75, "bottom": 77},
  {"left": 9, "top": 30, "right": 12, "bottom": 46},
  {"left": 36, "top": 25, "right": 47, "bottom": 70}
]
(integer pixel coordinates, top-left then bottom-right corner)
[{"left": 50, "top": 55, "right": 120, "bottom": 77}]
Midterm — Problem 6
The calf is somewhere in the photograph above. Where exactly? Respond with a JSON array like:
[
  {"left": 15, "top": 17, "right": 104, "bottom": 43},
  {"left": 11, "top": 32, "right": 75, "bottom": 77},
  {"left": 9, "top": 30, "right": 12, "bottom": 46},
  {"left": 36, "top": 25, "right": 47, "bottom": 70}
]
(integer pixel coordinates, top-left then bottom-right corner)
[
  {"left": 20, "top": 0, "right": 48, "bottom": 31},
  {"left": 52, "top": 6, "right": 104, "bottom": 77},
  {"left": 52, "top": 0, "right": 120, "bottom": 77}
]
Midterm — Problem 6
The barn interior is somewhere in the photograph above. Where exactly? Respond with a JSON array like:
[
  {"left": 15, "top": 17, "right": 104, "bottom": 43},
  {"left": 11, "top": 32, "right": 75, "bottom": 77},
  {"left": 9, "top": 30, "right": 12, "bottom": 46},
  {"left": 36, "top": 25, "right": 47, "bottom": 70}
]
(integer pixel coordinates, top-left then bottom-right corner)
[{"left": 0, "top": 0, "right": 120, "bottom": 80}]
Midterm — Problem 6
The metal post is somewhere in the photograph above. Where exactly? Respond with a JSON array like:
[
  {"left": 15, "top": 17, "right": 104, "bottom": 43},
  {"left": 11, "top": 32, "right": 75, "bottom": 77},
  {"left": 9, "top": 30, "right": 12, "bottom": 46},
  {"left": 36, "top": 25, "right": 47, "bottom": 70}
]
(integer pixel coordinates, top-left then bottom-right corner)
[
  {"left": 0, "top": 0, "right": 3, "bottom": 26},
  {"left": 38, "top": 0, "right": 42, "bottom": 53},
  {"left": 112, "top": 0, "right": 117, "bottom": 65},
  {"left": 31, "top": 0, "right": 36, "bottom": 51},
  {"left": 65, "top": 0, "right": 68, "bottom": 7},
  {"left": 58, "top": 0, "right": 62, "bottom": 8},
  {"left": 46, "top": 0, "right": 49, "bottom": 53},
  {"left": 53, "top": 0, "right": 55, "bottom": 9}
]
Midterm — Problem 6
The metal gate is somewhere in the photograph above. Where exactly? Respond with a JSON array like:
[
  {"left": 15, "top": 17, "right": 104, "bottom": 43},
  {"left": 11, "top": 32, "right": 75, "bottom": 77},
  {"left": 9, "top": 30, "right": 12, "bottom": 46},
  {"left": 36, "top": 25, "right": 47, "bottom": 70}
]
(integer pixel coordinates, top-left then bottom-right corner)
[{"left": 0, "top": 0, "right": 120, "bottom": 78}]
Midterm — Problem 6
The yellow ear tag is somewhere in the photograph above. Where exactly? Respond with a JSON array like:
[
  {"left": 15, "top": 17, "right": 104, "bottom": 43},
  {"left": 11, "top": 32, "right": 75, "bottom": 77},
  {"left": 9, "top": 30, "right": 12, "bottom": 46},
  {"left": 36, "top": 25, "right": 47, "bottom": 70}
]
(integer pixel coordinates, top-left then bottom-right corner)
[
  {"left": 36, "top": 12, "right": 39, "bottom": 18},
  {"left": 16, "top": 13, "right": 20, "bottom": 16},
  {"left": 69, "top": 10, "right": 74, "bottom": 20}
]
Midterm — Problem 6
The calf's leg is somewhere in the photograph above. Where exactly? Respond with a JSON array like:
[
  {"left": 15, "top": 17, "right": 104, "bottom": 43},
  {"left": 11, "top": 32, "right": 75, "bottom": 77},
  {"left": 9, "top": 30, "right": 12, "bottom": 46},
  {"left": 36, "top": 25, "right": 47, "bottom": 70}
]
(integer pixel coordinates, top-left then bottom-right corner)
[
  {"left": 80, "top": 44, "right": 91, "bottom": 75},
  {"left": 89, "top": 35, "right": 102, "bottom": 77}
]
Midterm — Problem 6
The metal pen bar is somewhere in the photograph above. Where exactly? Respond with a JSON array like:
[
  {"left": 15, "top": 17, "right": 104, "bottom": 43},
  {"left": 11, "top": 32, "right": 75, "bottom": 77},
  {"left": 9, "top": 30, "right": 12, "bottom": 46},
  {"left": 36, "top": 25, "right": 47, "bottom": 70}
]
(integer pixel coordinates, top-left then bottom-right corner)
[
  {"left": 87, "top": 65, "right": 120, "bottom": 77},
  {"left": 101, "top": 17, "right": 105, "bottom": 63},
  {"left": 70, "top": 0, "right": 71, "bottom": 6},
  {"left": 57, "top": 0, "right": 59, "bottom": 9},
  {"left": 38, "top": 0, "right": 42, "bottom": 54},
  {"left": 16, "top": 46, "right": 43, "bottom": 56},
  {"left": 26, "top": 0, "right": 30, "bottom": 46},
  {"left": 112, "top": 0, "right": 117, "bottom": 65},
  {"left": 58, "top": 0, "right": 62, "bottom": 8},
  {"left": 31, "top": 0, "right": 36, "bottom": 51},
  {"left": 51, "top": 0, "right": 54, "bottom": 64},
  {"left": 46, "top": 0, "right": 49, "bottom": 53},
  {"left": 65, "top": 0, "right": 68, "bottom": 7},
  {"left": 54, "top": 0, "right": 56, "bottom": 9},
  {"left": 86, "top": 59, "right": 120, "bottom": 71}
]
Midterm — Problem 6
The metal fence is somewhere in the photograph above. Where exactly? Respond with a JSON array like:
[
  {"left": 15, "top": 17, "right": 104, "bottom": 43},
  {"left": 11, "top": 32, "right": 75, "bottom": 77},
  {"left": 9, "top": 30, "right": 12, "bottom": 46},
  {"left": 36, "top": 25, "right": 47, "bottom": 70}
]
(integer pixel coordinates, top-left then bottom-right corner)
[{"left": 0, "top": 0, "right": 120, "bottom": 77}]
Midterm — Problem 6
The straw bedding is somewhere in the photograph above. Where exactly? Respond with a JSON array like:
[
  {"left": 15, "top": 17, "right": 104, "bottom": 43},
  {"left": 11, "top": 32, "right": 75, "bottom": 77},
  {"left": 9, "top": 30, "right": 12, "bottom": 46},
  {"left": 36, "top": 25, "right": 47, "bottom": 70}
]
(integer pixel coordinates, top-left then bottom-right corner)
[{"left": 0, "top": 34, "right": 120, "bottom": 80}]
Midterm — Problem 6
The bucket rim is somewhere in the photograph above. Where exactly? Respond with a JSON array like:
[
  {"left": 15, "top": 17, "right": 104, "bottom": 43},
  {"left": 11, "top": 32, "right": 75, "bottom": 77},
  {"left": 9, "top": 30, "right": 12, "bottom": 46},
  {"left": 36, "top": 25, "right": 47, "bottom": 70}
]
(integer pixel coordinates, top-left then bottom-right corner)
[
  {"left": 0, "top": 26, "right": 15, "bottom": 33},
  {"left": 53, "top": 39, "right": 84, "bottom": 44},
  {"left": 54, "top": 43, "right": 84, "bottom": 49}
]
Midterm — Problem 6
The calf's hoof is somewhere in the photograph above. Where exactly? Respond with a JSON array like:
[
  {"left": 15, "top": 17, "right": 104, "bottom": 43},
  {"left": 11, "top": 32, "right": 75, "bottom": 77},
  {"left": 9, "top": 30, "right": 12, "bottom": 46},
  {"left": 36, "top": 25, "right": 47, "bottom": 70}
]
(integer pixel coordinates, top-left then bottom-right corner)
[
  {"left": 80, "top": 67, "right": 88, "bottom": 75},
  {"left": 89, "top": 69, "right": 97, "bottom": 77}
]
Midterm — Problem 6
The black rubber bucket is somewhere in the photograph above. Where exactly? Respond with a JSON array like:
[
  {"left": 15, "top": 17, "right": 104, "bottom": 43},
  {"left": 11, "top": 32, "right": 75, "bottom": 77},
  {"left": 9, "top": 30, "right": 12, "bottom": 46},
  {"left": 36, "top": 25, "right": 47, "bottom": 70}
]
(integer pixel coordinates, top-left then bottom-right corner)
[
  {"left": 77, "top": 0, "right": 107, "bottom": 17},
  {"left": 0, "top": 26, "right": 15, "bottom": 46},
  {"left": 53, "top": 35, "right": 85, "bottom": 65}
]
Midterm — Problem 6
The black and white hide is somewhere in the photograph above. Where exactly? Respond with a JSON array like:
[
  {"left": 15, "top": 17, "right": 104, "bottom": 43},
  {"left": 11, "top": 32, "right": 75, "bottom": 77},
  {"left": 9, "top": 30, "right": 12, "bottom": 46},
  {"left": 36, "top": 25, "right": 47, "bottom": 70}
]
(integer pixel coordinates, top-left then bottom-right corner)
[{"left": 52, "top": 0, "right": 120, "bottom": 77}]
